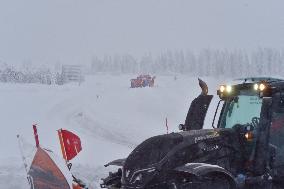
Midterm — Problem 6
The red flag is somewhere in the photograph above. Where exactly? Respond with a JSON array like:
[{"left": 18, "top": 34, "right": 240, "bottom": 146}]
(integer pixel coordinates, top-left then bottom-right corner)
[{"left": 58, "top": 129, "right": 82, "bottom": 161}]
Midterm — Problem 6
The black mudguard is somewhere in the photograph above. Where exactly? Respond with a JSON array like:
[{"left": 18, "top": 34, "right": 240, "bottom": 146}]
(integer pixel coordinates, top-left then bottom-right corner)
[{"left": 174, "top": 163, "right": 237, "bottom": 187}]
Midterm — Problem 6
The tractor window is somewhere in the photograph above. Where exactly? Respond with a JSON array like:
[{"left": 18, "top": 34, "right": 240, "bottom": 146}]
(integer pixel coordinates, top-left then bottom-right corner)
[{"left": 219, "top": 95, "right": 262, "bottom": 128}]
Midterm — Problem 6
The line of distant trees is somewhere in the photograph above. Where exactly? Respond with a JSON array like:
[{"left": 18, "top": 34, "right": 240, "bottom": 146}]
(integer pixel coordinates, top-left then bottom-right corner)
[
  {"left": 0, "top": 48, "right": 283, "bottom": 85},
  {"left": 0, "top": 64, "right": 64, "bottom": 85},
  {"left": 90, "top": 48, "right": 284, "bottom": 77}
]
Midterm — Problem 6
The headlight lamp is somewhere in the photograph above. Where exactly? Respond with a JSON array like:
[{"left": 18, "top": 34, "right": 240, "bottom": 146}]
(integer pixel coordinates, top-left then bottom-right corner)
[
  {"left": 219, "top": 85, "right": 232, "bottom": 93},
  {"left": 220, "top": 85, "right": 225, "bottom": 93},
  {"left": 259, "top": 83, "right": 266, "bottom": 91},
  {"left": 226, "top": 85, "right": 232, "bottom": 93},
  {"left": 253, "top": 83, "right": 259, "bottom": 90}
]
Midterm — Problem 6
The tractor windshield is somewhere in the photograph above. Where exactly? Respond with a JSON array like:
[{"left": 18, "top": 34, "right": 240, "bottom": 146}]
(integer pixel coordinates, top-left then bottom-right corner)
[{"left": 219, "top": 90, "right": 262, "bottom": 129}]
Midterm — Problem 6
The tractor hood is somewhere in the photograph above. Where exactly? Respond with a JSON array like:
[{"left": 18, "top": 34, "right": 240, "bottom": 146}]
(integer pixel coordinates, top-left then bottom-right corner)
[
  {"left": 123, "top": 129, "right": 222, "bottom": 171},
  {"left": 121, "top": 129, "right": 231, "bottom": 188}
]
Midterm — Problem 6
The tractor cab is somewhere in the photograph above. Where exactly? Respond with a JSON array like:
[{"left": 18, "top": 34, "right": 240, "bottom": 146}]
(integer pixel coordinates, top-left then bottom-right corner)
[
  {"left": 179, "top": 77, "right": 284, "bottom": 187},
  {"left": 214, "top": 78, "right": 284, "bottom": 184},
  {"left": 182, "top": 78, "right": 272, "bottom": 132}
]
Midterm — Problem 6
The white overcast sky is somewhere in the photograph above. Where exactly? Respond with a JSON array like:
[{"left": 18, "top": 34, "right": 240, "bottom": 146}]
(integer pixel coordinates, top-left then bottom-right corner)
[{"left": 0, "top": 0, "right": 284, "bottom": 64}]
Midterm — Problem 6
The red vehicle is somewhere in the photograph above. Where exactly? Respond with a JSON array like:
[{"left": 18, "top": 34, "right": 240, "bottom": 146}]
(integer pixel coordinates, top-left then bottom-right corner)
[{"left": 130, "top": 75, "right": 155, "bottom": 88}]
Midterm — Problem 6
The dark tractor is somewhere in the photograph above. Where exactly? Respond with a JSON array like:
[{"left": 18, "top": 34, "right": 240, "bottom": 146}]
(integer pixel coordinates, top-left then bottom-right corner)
[{"left": 101, "top": 77, "right": 284, "bottom": 189}]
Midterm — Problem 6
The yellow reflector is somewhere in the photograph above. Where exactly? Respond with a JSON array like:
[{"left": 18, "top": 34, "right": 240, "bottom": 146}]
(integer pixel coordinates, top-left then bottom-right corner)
[{"left": 245, "top": 132, "right": 254, "bottom": 141}]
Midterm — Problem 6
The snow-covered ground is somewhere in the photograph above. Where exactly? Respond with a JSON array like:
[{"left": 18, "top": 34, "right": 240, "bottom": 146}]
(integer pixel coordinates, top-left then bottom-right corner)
[{"left": 0, "top": 74, "right": 224, "bottom": 189}]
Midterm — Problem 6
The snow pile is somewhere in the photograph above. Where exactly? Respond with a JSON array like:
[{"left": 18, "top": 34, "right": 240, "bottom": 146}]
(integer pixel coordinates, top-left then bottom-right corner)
[{"left": 0, "top": 74, "right": 223, "bottom": 188}]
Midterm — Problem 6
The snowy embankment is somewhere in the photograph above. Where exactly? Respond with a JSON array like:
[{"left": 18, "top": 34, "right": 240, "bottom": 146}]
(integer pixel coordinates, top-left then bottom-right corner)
[{"left": 0, "top": 74, "right": 223, "bottom": 189}]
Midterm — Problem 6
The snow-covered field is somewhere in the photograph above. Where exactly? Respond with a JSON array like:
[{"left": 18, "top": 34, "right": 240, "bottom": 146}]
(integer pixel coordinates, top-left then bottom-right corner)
[{"left": 0, "top": 74, "right": 224, "bottom": 189}]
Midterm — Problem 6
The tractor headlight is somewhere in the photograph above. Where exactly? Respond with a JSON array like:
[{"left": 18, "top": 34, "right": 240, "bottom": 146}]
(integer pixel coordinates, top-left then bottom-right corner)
[
  {"left": 254, "top": 82, "right": 272, "bottom": 97},
  {"left": 253, "top": 83, "right": 266, "bottom": 92},
  {"left": 259, "top": 83, "right": 266, "bottom": 91},
  {"left": 253, "top": 83, "right": 259, "bottom": 91},
  {"left": 220, "top": 85, "right": 225, "bottom": 93},
  {"left": 226, "top": 85, "right": 232, "bottom": 93},
  {"left": 218, "top": 85, "right": 234, "bottom": 99},
  {"left": 218, "top": 82, "right": 272, "bottom": 100},
  {"left": 219, "top": 85, "right": 233, "bottom": 94}
]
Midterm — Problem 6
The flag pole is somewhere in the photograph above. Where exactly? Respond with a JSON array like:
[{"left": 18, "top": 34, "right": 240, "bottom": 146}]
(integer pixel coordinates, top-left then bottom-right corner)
[
  {"left": 17, "top": 135, "right": 28, "bottom": 174},
  {"left": 17, "top": 134, "right": 33, "bottom": 187},
  {"left": 58, "top": 129, "right": 69, "bottom": 165},
  {"left": 33, "top": 124, "right": 40, "bottom": 148}
]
